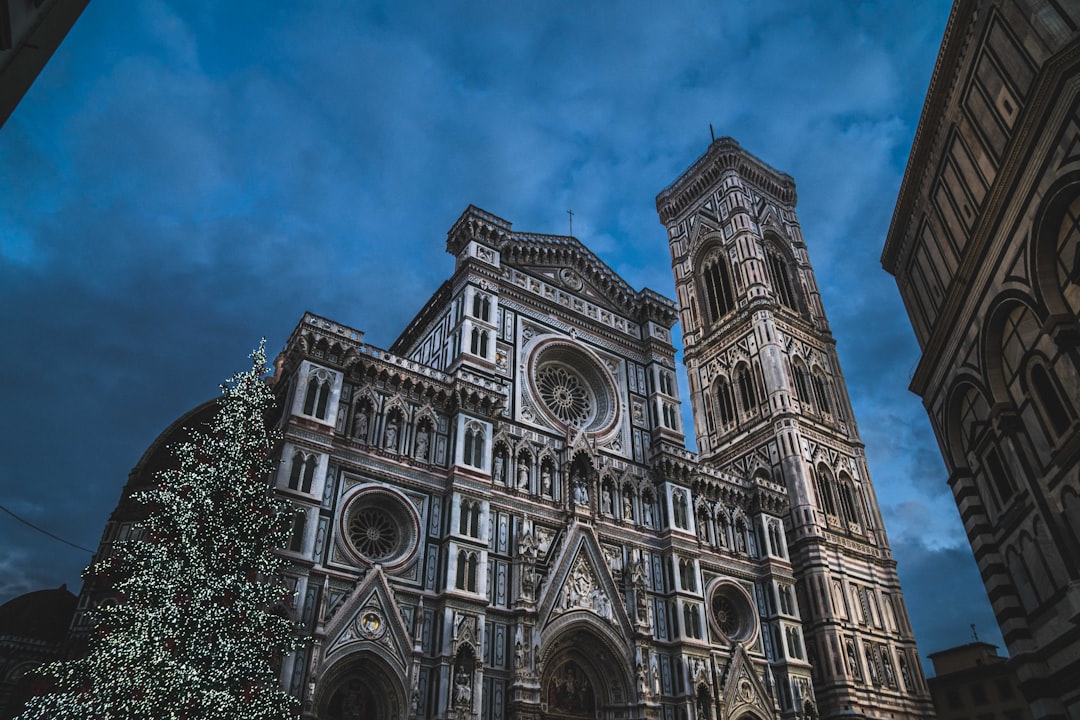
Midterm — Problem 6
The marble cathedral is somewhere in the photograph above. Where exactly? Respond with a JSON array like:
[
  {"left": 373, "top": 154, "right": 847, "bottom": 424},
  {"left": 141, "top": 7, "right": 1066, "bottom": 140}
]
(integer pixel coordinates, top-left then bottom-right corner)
[{"left": 89, "top": 139, "right": 935, "bottom": 720}]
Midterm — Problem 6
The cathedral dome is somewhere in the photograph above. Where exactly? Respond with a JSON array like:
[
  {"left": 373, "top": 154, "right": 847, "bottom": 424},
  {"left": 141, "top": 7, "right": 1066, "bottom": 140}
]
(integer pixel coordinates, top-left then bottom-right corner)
[{"left": 0, "top": 585, "right": 77, "bottom": 643}]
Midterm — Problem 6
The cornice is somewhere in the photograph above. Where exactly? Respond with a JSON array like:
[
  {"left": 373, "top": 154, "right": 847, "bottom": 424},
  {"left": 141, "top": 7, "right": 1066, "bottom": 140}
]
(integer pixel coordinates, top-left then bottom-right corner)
[
  {"left": 655, "top": 137, "right": 797, "bottom": 224},
  {"left": 882, "top": 0, "right": 977, "bottom": 273}
]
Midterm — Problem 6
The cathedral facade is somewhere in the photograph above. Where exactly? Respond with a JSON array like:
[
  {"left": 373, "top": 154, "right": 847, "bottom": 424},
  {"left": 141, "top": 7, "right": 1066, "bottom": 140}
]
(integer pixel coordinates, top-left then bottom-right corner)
[{"left": 87, "top": 140, "right": 933, "bottom": 720}]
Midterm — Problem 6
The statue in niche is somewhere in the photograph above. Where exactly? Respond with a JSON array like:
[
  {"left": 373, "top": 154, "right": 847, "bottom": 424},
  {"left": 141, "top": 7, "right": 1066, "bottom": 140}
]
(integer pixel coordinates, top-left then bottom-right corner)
[
  {"left": 454, "top": 667, "right": 471, "bottom": 706},
  {"left": 353, "top": 408, "right": 368, "bottom": 438},
  {"left": 384, "top": 419, "right": 398, "bottom": 449},
  {"left": 541, "top": 466, "right": 552, "bottom": 495},
  {"left": 493, "top": 454, "right": 504, "bottom": 483},
  {"left": 631, "top": 557, "right": 648, "bottom": 622},
  {"left": 600, "top": 485, "right": 612, "bottom": 514},
  {"left": 881, "top": 648, "right": 896, "bottom": 688},
  {"left": 697, "top": 516, "right": 708, "bottom": 542},
  {"left": 415, "top": 428, "right": 429, "bottom": 460},
  {"left": 518, "top": 460, "right": 529, "bottom": 489},
  {"left": 637, "top": 663, "right": 649, "bottom": 697},
  {"left": 572, "top": 478, "right": 589, "bottom": 505},
  {"left": 643, "top": 500, "right": 654, "bottom": 527},
  {"left": 847, "top": 641, "right": 861, "bottom": 679},
  {"left": 623, "top": 493, "right": 634, "bottom": 521},
  {"left": 864, "top": 642, "right": 879, "bottom": 686}
]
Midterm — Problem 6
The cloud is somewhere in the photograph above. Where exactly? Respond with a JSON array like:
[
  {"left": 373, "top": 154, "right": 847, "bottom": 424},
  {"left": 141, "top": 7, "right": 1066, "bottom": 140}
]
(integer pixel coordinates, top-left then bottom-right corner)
[{"left": 0, "top": 0, "right": 981, "bottom": 667}]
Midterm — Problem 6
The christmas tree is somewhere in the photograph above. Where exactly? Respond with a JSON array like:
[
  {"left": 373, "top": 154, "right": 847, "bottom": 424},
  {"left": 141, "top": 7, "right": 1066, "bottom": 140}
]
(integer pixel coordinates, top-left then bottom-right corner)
[{"left": 20, "top": 343, "right": 306, "bottom": 720}]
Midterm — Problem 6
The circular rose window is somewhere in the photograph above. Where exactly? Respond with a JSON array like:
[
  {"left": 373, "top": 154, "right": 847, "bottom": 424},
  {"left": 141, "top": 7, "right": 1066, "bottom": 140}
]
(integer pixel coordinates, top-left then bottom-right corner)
[
  {"left": 709, "top": 583, "right": 756, "bottom": 642},
  {"left": 340, "top": 487, "right": 420, "bottom": 570},
  {"left": 528, "top": 340, "right": 618, "bottom": 433}
]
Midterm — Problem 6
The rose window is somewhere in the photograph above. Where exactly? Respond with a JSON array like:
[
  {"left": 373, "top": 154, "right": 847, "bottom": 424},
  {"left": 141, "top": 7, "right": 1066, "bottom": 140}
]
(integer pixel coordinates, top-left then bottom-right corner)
[
  {"left": 348, "top": 507, "right": 399, "bottom": 561},
  {"left": 340, "top": 487, "right": 420, "bottom": 569},
  {"left": 709, "top": 583, "right": 756, "bottom": 642},
  {"left": 537, "top": 365, "right": 593, "bottom": 426},
  {"left": 528, "top": 341, "right": 618, "bottom": 434}
]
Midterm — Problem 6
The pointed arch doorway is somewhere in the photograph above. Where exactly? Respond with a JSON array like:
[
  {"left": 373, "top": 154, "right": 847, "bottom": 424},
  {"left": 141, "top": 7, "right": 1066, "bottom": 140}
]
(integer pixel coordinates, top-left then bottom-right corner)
[
  {"left": 318, "top": 653, "right": 407, "bottom": 720},
  {"left": 539, "top": 627, "right": 633, "bottom": 720}
]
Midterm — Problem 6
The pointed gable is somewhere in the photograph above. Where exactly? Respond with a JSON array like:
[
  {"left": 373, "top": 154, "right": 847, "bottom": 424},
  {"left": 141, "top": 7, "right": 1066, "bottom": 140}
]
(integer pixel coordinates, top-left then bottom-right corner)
[
  {"left": 537, "top": 523, "right": 634, "bottom": 637},
  {"left": 320, "top": 566, "right": 414, "bottom": 673},
  {"left": 717, "top": 644, "right": 777, "bottom": 718}
]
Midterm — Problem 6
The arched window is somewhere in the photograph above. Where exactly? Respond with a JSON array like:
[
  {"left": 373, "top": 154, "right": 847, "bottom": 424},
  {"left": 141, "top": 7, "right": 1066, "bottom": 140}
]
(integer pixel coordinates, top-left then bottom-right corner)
[
  {"left": 288, "top": 452, "right": 316, "bottom": 494},
  {"left": 302, "top": 371, "right": 331, "bottom": 419},
  {"left": 472, "top": 292, "right": 491, "bottom": 322},
  {"left": 765, "top": 248, "right": 796, "bottom": 310},
  {"left": 735, "top": 365, "right": 757, "bottom": 415},
  {"left": 837, "top": 476, "right": 859, "bottom": 527},
  {"left": 715, "top": 377, "right": 736, "bottom": 426},
  {"left": 1030, "top": 363, "right": 1072, "bottom": 438},
  {"left": 455, "top": 550, "right": 479, "bottom": 592},
  {"left": 467, "top": 553, "right": 479, "bottom": 592},
  {"left": 1054, "top": 193, "right": 1080, "bottom": 316},
  {"left": 463, "top": 423, "right": 485, "bottom": 468},
  {"left": 469, "top": 327, "right": 488, "bottom": 357},
  {"left": 792, "top": 359, "right": 813, "bottom": 409},
  {"left": 701, "top": 251, "right": 736, "bottom": 322},
  {"left": 815, "top": 467, "right": 838, "bottom": 516},
  {"left": 673, "top": 490, "right": 689, "bottom": 529},
  {"left": 679, "top": 559, "right": 697, "bottom": 591},
  {"left": 812, "top": 370, "right": 832, "bottom": 416}
]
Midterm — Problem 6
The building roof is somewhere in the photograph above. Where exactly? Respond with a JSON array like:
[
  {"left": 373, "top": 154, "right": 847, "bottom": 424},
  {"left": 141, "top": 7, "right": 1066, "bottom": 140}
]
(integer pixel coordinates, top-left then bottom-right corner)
[{"left": 0, "top": 585, "right": 77, "bottom": 643}]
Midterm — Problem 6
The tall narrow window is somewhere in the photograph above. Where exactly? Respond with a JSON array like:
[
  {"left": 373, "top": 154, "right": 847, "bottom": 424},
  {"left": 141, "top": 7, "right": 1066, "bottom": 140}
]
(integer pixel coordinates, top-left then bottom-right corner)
[
  {"left": 463, "top": 423, "right": 485, "bottom": 468},
  {"left": 716, "top": 378, "right": 736, "bottom": 426},
  {"left": 793, "top": 361, "right": 812, "bottom": 409},
  {"left": 812, "top": 371, "right": 832, "bottom": 415},
  {"left": 472, "top": 293, "right": 490, "bottom": 321},
  {"left": 288, "top": 510, "right": 306, "bottom": 553},
  {"left": 736, "top": 365, "right": 757, "bottom": 414},
  {"left": 303, "top": 371, "right": 331, "bottom": 419},
  {"left": 816, "top": 468, "right": 838, "bottom": 516},
  {"left": 766, "top": 250, "right": 795, "bottom": 309},
  {"left": 984, "top": 448, "right": 1016, "bottom": 507},
  {"left": 702, "top": 253, "right": 735, "bottom": 322},
  {"left": 1031, "top": 364, "right": 1072, "bottom": 437}
]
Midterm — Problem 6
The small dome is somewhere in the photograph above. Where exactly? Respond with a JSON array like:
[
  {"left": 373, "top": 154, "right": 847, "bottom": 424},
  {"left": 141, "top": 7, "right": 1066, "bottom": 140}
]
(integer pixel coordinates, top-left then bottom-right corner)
[{"left": 0, "top": 585, "right": 77, "bottom": 643}]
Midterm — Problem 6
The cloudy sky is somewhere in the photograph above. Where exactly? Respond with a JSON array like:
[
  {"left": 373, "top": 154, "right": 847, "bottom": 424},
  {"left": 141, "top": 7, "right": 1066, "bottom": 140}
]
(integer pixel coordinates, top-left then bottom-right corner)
[{"left": 0, "top": 0, "right": 1002, "bottom": 669}]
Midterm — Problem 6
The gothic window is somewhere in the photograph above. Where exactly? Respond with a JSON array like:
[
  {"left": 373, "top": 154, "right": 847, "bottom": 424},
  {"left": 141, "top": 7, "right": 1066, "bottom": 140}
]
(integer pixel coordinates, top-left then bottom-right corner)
[
  {"left": 778, "top": 584, "right": 795, "bottom": 615},
  {"left": 661, "top": 402, "right": 679, "bottom": 430},
  {"left": 302, "top": 369, "right": 332, "bottom": 419},
  {"left": 463, "top": 422, "right": 485, "bottom": 468},
  {"left": 715, "top": 377, "right": 736, "bottom": 426},
  {"left": 792, "top": 359, "right": 813, "bottom": 410},
  {"left": 768, "top": 522, "right": 784, "bottom": 558},
  {"left": 1006, "top": 545, "right": 1039, "bottom": 611},
  {"left": 673, "top": 490, "right": 689, "bottom": 529},
  {"left": 659, "top": 369, "right": 675, "bottom": 396},
  {"left": 815, "top": 467, "right": 838, "bottom": 516},
  {"left": 459, "top": 498, "right": 481, "bottom": 538},
  {"left": 683, "top": 603, "right": 702, "bottom": 639},
  {"left": 456, "top": 550, "right": 479, "bottom": 592},
  {"left": 837, "top": 473, "right": 860, "bottom": 528},
  {"left": 472, "top": 292, "right": 491, "bottom": 322},
  {"left": 735, "top": 364, "right": 757, "bottom": 416},
  {"left": 785, "top": 626, "right": 803, "bottom": 659},
  {"left": 288, "top": 451, "right": 317, "bottom": 494},
  {"left": 701, "top": 250, "right": 736, "bottom": 323},
  {"left": 1029, "top": 362, "right": 1072, "bottom": 438},
  {"left": 703, "top": 392, "right": 716, "bottom": 432},
  {"left": 679, "top": 559, "right": 697, "bottom": 592},
  {"left": 469, "top": 327, "right": 489, "bottom": 357},
  {"left": 812, "top": 369, "right": 832, "bottom": 416},
  {"left": 765, "top": 248, "right": 796, "bottom": 310}
]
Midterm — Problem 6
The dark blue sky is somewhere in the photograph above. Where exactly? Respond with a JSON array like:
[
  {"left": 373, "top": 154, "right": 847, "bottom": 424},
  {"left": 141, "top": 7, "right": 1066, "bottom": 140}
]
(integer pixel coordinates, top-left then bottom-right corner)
[{"left": 0, "top": 0, "right": 1000, "bottom": 669}]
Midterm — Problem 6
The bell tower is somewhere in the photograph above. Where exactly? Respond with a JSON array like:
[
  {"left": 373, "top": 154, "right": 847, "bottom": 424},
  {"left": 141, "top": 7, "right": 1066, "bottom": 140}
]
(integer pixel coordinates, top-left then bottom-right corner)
[{"left": 656, "top": 138, "right": 935, "bottom": 719}]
